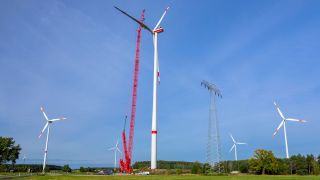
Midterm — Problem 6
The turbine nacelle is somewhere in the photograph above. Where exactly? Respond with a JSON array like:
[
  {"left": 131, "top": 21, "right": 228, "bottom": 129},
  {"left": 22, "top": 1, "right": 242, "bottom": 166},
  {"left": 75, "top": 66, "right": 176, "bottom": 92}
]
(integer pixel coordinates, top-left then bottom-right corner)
[
  {"left": 114, "top": 6, "right": 169, "bottom": 35},
  {"left": 153, "top": 27, "right": 164, "bottom": 33}
]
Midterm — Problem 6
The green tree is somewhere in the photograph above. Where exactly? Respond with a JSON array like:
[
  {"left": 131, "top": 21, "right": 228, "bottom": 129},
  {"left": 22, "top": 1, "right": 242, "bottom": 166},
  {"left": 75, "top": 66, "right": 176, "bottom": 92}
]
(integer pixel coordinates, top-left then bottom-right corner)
[
  {"left": 0, "top": 137, "right": 21, "bottom": 166},
  {"left": 79, "top": 166, "right": 86, "bottom": 172},
  {"left": 277, "top": 158, "right": 290, "bottom": 175},
  {"left": 0, "top": 164, "right": 7, "bottom": 172},
  {"left": 191, "top": 161, "right": 201, "bottom": 174},
  {"left": 202, "top": 163, "right": 211, "bottom": 174},
  {"left": 239, "top": 160, "right": 249, "bottom": 173},
  {"left": 312, "top": 158, "right": 320, "bottom": 175},
  {"left": 62, "top": 164, "right": 72, "bottom": 173},
  {"left": 306, "top": 154, "right": 314, "bottom": 175},
  {"left": 176, "top": 168, "right": 182, "bottom": 175},
  {"left": 291, "top": 154, "right": 307, "bottom": 175},
  {"left": 249, "top": 149, "right": 278, "bottom": 175}
]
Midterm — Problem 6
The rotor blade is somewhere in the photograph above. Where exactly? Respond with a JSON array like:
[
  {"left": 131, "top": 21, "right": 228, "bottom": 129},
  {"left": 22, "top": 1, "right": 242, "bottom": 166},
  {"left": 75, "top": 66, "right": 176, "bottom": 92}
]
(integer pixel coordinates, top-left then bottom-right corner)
[
  {"left": 273, "top": 120, "right": 284, "bottom": 137},
  {"left": 286, "top": 118, "right": 306, "bottom": 123},
  {"left": 153, "top": 6, "right": 170, "bottom": 30},
  {"left": 38, "top": 122, "right": 49, "bottom": 138},
  {"left": 108, "top": 147, "right": 116, "bottom": 151},
  {"left": 229, "top": 144, "right": 235, "bottom": 152},
  {"left": 274, "top": 101, "right": 285, "bottom": 119},
  {"left": 236, "top": 142, "right": 247, "bottom": 145},
  {"left": 114, "top": 6, "right": 153, "bottom": 33},
  {"left": 40, "top": 107, "right": 49, "bottom": 121},
  {"left": 116, "top": 140, "right": 119, "bottom": 147},
  {"left": 229, "top": 133, "right": 235, "bottom": 143},
  {"left": 116, "top": 147, "right": 122, "bottom": 154},
  {"left": 49, "top": 117, "right": 66, "bottom": 122}
]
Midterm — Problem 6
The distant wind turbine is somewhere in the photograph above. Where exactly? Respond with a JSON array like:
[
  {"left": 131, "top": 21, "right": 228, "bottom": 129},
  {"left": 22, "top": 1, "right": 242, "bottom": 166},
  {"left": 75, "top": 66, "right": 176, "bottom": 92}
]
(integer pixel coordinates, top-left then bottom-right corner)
[
  {"left": 23, "top": 154, "right": 27, "bottom": 164},
  {"left": 109, "top": 140, "right": 122, "bottom": 169},
  {"left": 38, "top": 107, "right": 66, "bottom": 173},
  {"left": 273, "top": 101, "right": 306, "bottom": 158},
  {"left": 229, "top": 133, "right": 246, "bottom": 161}
]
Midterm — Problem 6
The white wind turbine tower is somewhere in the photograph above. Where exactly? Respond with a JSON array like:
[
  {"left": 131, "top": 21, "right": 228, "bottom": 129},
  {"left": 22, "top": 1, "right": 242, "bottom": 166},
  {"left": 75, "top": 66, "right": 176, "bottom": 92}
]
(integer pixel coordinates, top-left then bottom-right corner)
[
  {"left": 109, "top": 140, "right": 122, "bottom": 169},
  {"left": 273, "top": 101, "right": 307, "bottom": 158},
  {"left": 38, "top": 107, "right": 66, "bottom": 173},
  {"left": 114, "top": 6, "right": 170, "bottom": 169},
  {"left": 229, "top": 133, "right": 247, "bottom": 161}
]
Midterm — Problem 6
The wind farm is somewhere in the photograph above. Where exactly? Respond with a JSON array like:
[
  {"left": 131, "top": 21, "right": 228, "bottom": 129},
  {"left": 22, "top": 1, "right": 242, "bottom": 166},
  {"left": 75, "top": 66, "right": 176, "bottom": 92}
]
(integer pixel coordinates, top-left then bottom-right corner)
[{"left": 0, "top": 1, "right": 319, "bottom": 180}]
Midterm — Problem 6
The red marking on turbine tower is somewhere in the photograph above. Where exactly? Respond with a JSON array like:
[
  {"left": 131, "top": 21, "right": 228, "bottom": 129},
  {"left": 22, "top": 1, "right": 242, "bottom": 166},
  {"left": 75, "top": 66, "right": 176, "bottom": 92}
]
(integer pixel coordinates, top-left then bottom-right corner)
[{"left": 119, "top": 9, "right": 145, "bottom": 174}]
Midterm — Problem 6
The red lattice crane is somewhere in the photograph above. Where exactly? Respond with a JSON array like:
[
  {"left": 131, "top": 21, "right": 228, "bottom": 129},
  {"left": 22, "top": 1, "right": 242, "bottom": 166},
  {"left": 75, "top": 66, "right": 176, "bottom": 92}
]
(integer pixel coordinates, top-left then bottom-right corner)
[{"left": 119, "top": 9, "right": 145, "bottom": 174}]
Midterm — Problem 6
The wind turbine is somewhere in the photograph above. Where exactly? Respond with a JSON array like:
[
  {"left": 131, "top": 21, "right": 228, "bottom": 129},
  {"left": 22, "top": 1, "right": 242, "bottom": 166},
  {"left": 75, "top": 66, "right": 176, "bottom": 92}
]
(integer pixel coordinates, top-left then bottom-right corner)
[
  {"left": 38, "top": 106, "right": 66, "bottom": 173},
  {"left": 273, "top": 101, "right": 306, "bottom": 158},
  {"left": 114, "top": 6, "right": 170, "bottom": 169},
  {"left": 109, "top": 140, "right": 122, "bottom": 169},
  {"left": 23, "top": 154, "right": 27, "bottom": 164},
  {"left": 229, "top": 133, "right": 246, "bottom": 161}
]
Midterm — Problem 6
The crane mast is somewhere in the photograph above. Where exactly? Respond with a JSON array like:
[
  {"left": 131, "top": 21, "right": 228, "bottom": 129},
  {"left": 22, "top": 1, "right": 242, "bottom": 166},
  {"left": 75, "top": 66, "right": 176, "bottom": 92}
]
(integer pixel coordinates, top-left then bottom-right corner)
[{"left": 119, "top": 9, "right": 145, "bottom": 173}]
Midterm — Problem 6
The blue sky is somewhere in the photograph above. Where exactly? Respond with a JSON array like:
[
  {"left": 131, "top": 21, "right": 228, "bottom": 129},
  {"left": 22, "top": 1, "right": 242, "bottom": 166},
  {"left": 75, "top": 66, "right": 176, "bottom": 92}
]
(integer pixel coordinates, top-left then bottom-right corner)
[{"left": 0, "top": 0, "right": 319, "bottom": 167}]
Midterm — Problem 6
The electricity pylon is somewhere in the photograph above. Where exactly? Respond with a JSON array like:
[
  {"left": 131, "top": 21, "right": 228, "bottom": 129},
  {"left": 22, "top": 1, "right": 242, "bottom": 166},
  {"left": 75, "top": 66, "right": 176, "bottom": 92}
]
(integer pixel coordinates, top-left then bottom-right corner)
[{"left": 201, "top": 80, "right": 222, "bottom": 172}]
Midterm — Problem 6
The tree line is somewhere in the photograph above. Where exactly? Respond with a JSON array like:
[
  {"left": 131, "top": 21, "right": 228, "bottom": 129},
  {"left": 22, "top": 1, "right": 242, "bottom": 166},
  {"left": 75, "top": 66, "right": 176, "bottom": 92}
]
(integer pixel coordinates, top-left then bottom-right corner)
[
  {"left": 2, "top": 136, "right": 320, "bottom": 175},
  {"left": 132, "top": 160, "right": 197, "bottom": 170},
  {"left": 0, "top": 164, "right": 63, "bottom": 172},
  {"left": 220, "top": 149, "right": 320, "bottom": 175},
  {"left": 133, "top": 149, "right": 320, "bottom": 175}
]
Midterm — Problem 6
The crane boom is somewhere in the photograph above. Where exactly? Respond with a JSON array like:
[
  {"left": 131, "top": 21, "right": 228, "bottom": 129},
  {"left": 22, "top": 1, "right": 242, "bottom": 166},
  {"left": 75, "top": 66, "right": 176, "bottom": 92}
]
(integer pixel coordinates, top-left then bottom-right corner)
[
  {"left": 119, "top": 9, "right": 145, "bottom": 173},
  {"left": 128, "top": 9, "right": 145, "bottom": 159}
]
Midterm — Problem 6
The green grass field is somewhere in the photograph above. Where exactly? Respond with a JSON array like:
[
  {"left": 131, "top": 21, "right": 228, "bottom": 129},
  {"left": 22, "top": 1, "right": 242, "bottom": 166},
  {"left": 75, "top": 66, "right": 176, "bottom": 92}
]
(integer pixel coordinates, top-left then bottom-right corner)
[{"left": 13, "top": 175, "right": 320, "bottom": 180}]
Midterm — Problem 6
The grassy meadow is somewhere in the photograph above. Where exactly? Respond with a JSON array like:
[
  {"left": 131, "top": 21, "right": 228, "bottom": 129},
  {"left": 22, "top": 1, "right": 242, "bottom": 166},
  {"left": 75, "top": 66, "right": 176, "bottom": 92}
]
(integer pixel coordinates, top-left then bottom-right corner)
[{"left": 15, "top": 175, "right": 320, "bottom": 180}]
